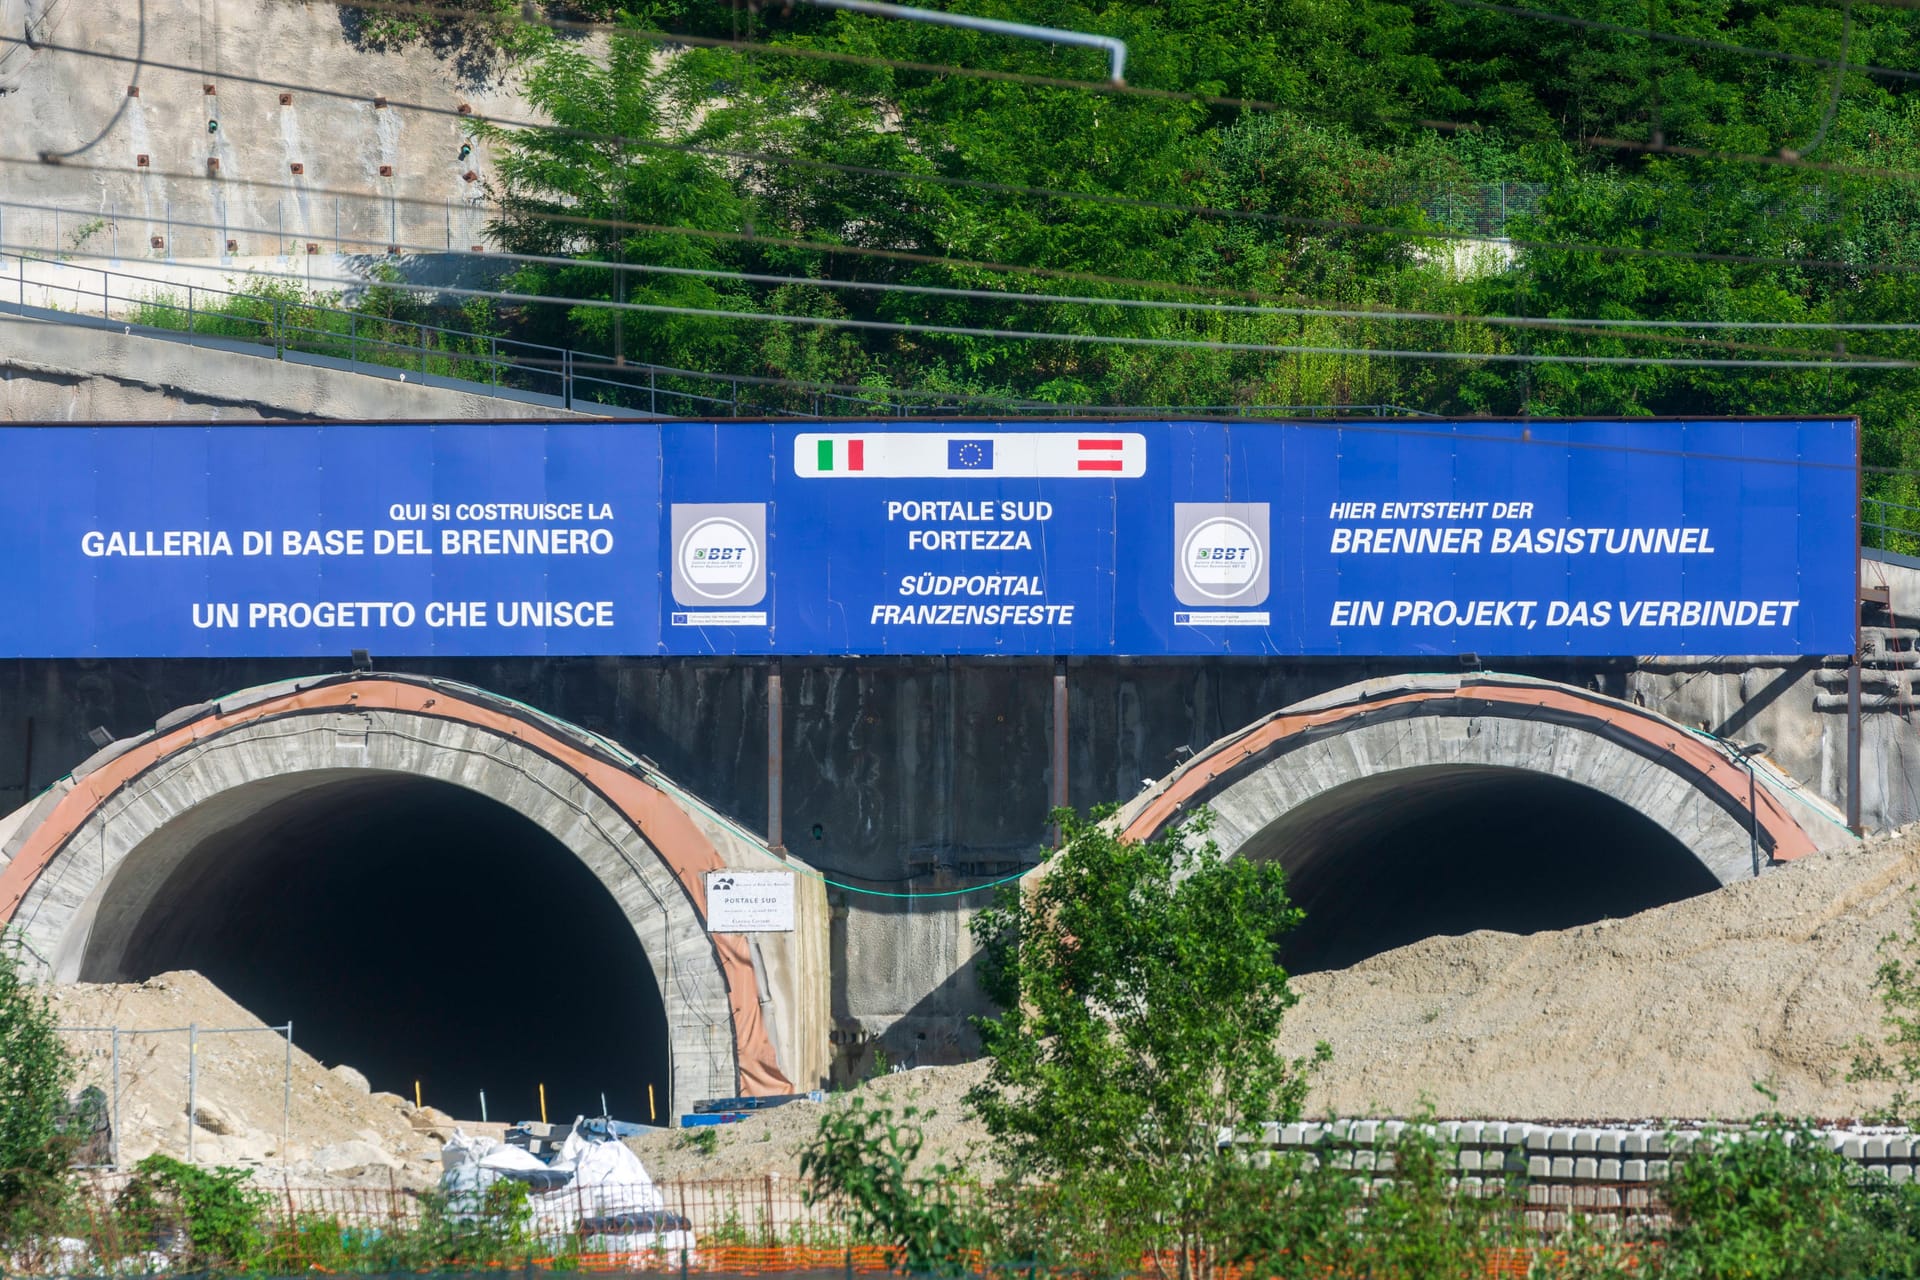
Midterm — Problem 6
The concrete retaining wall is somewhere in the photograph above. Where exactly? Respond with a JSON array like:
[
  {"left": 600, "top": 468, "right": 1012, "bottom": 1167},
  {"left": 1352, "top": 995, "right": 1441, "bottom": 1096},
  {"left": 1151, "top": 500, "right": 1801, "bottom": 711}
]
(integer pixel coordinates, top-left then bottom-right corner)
[{"left": 0, "top": 312, "right": 584, "bottom": 420}]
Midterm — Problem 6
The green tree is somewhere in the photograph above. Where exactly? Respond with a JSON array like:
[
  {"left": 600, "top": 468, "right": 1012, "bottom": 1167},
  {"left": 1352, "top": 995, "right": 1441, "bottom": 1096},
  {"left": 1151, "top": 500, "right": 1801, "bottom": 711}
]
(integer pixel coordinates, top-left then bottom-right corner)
[
  {"left": 0, "top": 938, "right": 74, "bottom": 1229},
  {"left": 966, "top": 806, "right": 1327, "bottom": 1274}
]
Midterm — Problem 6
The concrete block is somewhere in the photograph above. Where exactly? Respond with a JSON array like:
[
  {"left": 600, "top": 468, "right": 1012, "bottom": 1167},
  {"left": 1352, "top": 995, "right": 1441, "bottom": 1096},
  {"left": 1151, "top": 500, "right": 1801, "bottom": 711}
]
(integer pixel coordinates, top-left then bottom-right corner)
[
  {"left": 1352, "top": 1121, "right": 1379, "bottom": 1145},
  {"left": 1552, "top": 1157, "right": 1574, "bottom": 1179},
  {"left": 1623, "top": 1133, "right": 1648, "bottom": 1155},
  {"left": 1598, "top": 1159, "right": 1621, "bottom": 1180},
  {"left": 1892, "top": 1137, "right": 1913, "bottom": 1160},
  {"left": 1895, "top": 1165, "right": 1915, "bottom": 1184},
  {"left": 1528, "top": 1156, "right": 1551, "bottom": 1178},
  {"left": 1548, "top": 1130, "right": 1574, "bottom": 1152},
  {"left": 1280, "top": 1123, "right": 1305, "bottom": 1146},
  {"left": 1573, "top": 1131, "right": 1597, "bottom": 1153},
  {"left": 1575, "top": 1157, "right": 1598, "bottom": 1180},
  {"left": 1844, "top": 1137, "right": 1866, "bottom": 1159},
  {"left": 1457, "top": 1150, "right": 1483, "bottom": 1172},
  {"left": 1596, "top": 1133, "right": 1622, "bottom": 1155},
  {"left": 1866, "top": 1137, "right": 1889, "bottom": 1160},
  {"left": 1457, "top": 1121, "right": 1483, "bottom": 1144},
  {"left": 1648, "top": 1161, "right": 1671, "bottom": 1181},
  {"left": 1526, "top": 1129, "right": 1552, "bottom": 1151}
]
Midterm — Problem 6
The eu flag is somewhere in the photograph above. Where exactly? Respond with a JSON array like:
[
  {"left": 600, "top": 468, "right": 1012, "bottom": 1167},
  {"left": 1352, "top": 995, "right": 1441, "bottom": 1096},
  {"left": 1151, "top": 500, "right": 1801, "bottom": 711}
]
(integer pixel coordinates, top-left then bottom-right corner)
[{"left": 947, "top": 438, "right": 994, "bottom": 470}]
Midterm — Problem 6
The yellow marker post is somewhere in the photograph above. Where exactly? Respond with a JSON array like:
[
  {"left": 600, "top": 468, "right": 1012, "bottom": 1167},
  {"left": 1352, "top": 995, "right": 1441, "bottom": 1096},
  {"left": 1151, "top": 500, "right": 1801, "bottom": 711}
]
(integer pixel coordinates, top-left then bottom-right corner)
[
  {"left": 414, "top": 1080, "right": 422, "bottom": 1110},
  {"left": 648, "top": 1083, "right": 656, "bottom": 1124},
  {"left": 539, "top": 1082, "right": 548, "bottom": 1124}
]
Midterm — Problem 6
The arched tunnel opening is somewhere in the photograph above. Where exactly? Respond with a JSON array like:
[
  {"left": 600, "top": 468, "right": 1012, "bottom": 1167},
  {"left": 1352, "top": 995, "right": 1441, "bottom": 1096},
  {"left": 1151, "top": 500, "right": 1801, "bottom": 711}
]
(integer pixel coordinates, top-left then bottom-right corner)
[
  {"left": 80, "top": 772, "right": 671, "bottom": 1123},
  {"left": 1248, "top": 765, "right": 1725, "bottom": 974}
]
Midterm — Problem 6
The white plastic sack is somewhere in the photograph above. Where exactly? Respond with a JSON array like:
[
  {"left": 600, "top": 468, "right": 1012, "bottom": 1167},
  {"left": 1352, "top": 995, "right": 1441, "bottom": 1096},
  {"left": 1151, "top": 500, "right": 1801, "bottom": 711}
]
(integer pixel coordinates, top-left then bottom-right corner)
[{"left": 440, "top": 1128, "right": 500, "bottom": 1173}]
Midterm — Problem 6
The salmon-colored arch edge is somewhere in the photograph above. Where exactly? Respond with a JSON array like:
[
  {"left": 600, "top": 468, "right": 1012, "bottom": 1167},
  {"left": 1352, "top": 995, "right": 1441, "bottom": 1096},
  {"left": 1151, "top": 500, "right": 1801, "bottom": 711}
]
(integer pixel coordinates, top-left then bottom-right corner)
[
  {"left": 0, "top": 676, "right": 793, "bottom": 1097},
  {"left": 1120, "top": 681, "right": 1818, "bottom": 864}
]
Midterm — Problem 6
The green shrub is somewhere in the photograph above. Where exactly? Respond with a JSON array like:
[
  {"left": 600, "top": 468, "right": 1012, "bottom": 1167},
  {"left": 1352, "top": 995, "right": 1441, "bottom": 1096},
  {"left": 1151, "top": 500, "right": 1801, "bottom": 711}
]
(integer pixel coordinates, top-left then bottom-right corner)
[
  {"left": 1656, "top": 1116, "right": 1920, "bottom": 1280},
  {"left": 800, "top": 1098, "right": 977, "bottom": 1276},
  {"left": 116, "top": 1155, "right": 270, "bottom": 1270},
  {"left": 0, "top": 938, "right": 75, "bottom": 1238}
]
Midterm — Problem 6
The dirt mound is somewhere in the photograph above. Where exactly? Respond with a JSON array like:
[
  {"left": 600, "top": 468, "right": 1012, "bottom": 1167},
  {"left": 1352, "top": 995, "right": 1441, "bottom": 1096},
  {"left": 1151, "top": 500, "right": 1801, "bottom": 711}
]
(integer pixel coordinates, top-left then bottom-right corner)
[
  {"left": 1276, "top": 827, "right": 1920, "bottom": 1121},
  {"left": 623, "top": 1060, "right": 993, "bottom": 1182},
  {"left": 51, "top": 971, "right": 496, "bottom": 1187},
  {"left": 641, "top": 828, "right": 1920, "bottom": 1180}
]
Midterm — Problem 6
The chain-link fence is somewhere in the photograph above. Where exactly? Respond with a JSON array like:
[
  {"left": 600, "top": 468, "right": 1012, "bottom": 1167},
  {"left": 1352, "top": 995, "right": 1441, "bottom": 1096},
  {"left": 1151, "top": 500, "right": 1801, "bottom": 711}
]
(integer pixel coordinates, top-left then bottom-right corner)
[{"left": 57, "top": 1022, "right": 295, "bottom": 1168}]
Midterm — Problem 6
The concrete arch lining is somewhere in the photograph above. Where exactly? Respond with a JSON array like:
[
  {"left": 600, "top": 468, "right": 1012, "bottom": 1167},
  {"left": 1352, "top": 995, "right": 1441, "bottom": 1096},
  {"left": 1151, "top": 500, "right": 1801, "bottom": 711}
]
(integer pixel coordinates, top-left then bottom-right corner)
[
  {"left": 0, "top": 674, "right": 807, "bottom": 1118},
  {"left": 1121, "top": 674, "right": 1848, "bottom": 885}
]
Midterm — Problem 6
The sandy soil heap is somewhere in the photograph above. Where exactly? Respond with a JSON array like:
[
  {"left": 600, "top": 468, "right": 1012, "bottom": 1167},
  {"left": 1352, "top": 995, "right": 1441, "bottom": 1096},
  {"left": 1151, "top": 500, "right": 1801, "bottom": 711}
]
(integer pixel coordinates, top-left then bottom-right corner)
[
  {"left": 1275, "top": 827, "right": 1920, "bottom": 1121},
  {"left": 50, "top": 971, "right": 497, "bottom": 1187}
]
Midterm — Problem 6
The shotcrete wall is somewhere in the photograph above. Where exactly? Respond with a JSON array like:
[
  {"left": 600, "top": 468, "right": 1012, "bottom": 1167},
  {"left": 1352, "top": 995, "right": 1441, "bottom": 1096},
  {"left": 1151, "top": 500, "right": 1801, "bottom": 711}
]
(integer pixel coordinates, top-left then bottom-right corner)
[{"left": 0, "top": 0, "right": 513, "bottom": 260}]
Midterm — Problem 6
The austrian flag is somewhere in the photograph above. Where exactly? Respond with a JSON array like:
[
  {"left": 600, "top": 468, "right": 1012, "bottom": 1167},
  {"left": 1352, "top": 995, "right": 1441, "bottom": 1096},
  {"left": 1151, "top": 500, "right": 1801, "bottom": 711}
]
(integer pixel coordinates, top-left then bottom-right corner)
[{"left": 793, "top": 431, "right": 1146, "bottom": 478}]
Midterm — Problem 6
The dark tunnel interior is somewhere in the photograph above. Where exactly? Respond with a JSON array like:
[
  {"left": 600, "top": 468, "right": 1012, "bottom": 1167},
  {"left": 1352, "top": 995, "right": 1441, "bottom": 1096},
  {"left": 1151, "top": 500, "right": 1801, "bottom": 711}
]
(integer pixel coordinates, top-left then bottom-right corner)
[
  {"left": 1256, "top": 765, "right": 1725, "bottom": 973},
  {"left": 88, "top": 774, "right": 671, "bottom": 1124}
]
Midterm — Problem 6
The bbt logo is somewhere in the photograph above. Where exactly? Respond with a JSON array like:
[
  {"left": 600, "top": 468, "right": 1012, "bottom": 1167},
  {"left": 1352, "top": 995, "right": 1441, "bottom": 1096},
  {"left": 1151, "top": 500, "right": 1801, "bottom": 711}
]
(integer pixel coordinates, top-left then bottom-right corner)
[
  {"left": 670, "top": 503, "right": 768, "bottom": 606},
  {"left": 1173, "top": 503, "right": 1270, "bottom": 607}
]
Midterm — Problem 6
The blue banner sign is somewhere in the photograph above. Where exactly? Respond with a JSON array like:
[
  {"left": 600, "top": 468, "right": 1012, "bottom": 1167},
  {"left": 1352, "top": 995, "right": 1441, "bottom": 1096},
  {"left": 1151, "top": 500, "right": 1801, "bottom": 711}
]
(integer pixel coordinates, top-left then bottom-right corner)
[{"left": 0, "top": 418, "right": 1857, "bottom": 658}]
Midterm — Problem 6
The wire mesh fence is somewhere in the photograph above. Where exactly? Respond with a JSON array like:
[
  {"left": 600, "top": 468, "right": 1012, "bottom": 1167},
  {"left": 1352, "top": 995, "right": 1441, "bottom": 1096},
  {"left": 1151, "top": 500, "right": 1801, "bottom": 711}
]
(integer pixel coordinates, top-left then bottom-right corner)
[
  {"left": 55, "top": 1022, "right": 295, "bottom": 1169},
  {"left": 17, "top": 1168, "right": 1673, "bottom": 1279}
]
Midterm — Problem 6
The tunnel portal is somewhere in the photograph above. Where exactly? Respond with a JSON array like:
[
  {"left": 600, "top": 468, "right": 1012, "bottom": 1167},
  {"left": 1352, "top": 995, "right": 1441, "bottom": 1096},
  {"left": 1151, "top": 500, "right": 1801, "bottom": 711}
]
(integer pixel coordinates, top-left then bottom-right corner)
[
  {"left": 88, "top": 772, "right": 671, "bottom": 1122},
  {"left": 1121, "top": 674, "right": 1846, "bottom": 974},
  {"left": 0, "top": 674, "right": 825, "bottom": 1119},
  {"left": 1252, "top": 765, "right": 1722, "bottom": 972}
]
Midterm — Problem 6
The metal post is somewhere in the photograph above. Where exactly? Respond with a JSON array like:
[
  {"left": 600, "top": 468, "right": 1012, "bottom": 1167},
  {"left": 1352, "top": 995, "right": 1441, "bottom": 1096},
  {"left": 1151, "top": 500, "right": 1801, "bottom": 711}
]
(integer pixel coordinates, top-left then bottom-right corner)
[
  {"left": 187, "top": 285, "right": 194, "bottom": 340},
  {"left": 1748, "top": 761, "right": 1760, "bottom": 877},
  {"left": 480, "top": 1090, "right": 488, "bottom": 1123},
  {"left": 418, "top": 322, "right": 427, "bottom": 374},
  {"left": 110, "top": 1028, "right": 120, "bottom": 1169},
  {"left": 1051, "top": 658, "right": 1069, "bottom": 845},
  {"left": 1848, "top": 659, "right": 1863, "bottom": 833},
  {"left": 102, "top": 267, "right": 108, "bottom": 320},
  {"left": 282, "top": 1021, "right": 293, "bottom": 1161},
  {"left": 767, "top": 659, "right": 785, "bottom": 852},
  {"left": 186, "top": 1023, "right": 198, "bottom": 1162}
]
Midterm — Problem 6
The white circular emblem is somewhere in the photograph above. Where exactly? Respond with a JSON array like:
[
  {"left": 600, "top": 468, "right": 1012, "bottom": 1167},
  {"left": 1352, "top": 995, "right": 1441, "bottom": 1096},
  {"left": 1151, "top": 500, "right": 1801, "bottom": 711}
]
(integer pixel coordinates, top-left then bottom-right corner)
[
  {"left": 1180, "top": 516, "right": 1260, "bottom": 599},
  {"left": 679, "top": 516, "right": 759, "bottom": 601}
]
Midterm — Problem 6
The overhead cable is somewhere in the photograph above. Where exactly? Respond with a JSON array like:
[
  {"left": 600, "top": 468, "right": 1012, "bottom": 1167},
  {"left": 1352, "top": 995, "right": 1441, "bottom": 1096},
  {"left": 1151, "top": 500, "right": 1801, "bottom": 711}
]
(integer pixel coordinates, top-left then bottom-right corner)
[
  {"left": 4, "top": 191, "right": 1904, "bottom": 361},
  {"left": 3, "top": 237, "right": 1910, "bottom": 370},
  {"left": 7, "top": 39, "right": 1920, "bottom": 284}
]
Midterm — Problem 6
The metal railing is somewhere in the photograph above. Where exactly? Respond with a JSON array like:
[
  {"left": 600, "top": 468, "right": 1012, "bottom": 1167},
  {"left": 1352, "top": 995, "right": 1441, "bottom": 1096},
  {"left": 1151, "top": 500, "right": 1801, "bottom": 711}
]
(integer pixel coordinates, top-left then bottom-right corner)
[
  {"left": 0, "top": 250, "right": 1442, "bottom": 421},
  {"left": 1864, "top": 495, "right": 1920, "bottom": 556}
]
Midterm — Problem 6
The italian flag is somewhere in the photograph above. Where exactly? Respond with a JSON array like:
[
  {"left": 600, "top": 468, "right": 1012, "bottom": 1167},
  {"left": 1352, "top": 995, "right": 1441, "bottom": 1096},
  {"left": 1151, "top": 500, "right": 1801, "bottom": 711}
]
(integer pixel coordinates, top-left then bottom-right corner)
[{"left": 810, "top": 437, "right": 866, "bottom": 472}]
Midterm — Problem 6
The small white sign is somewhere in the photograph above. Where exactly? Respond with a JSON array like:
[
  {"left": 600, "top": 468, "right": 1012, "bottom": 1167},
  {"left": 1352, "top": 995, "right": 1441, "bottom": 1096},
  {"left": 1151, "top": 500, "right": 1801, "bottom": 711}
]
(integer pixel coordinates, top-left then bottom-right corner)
[
  {"left": 1173, "top": 611, "right": 1272, "bottom": 627},
  {"left": 672, "top": 611, "right": 769, "bottom": 627},
  {"left": 705, "top": 869, "right": 796, "bottom": 933}
]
